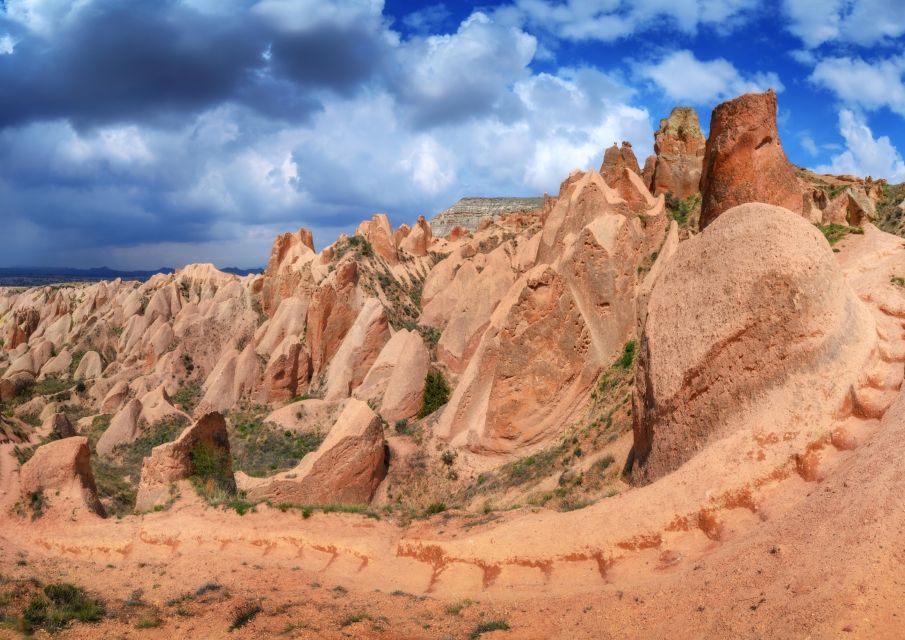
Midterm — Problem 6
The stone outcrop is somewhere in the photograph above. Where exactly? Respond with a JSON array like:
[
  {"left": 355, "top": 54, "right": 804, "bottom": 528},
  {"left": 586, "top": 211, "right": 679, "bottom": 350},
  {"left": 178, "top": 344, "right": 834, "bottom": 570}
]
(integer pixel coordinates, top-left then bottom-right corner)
[
  {"left": 73, "top": 350, "right": 103, "bottom": 380},
  {"left": 43, "top": 412, "right": 75, "bottom": 440},
  {"left": 823, "top": 188, "right": 877, "bottom": 226},
  {"left": 430, "top": 197, "right": 543, "bottom": 237},
  {"left": 239, "top": 399, "right": 386, "bottom": 505},
  {"left": 600, "top": 142, "right": 641, "bottom": 184},
  {"left": 699, "top": 91, "right": 804, "bottom": 228},
  {"left": 353, "top": 329, "right": 430, "bottom": 423},
  {"left": 19, "top": 436, "right": 105, "bottom": 517},
  {"left": 135, "top": 412, "right": 233, "bottom": 512},
  {"left": 399, "top": 215, "right": 433, "bottom": 257},
  {"left": 630, "top": 203, "right": 877, "bottom": 483},
  {"left": 647, "top": 107, "right": 706, "bottom": 199}
]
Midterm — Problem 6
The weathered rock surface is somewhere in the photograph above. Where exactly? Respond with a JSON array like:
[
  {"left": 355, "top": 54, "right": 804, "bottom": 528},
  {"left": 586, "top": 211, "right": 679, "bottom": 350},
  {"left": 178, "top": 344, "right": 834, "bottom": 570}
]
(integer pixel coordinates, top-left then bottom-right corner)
[
  {"left": 354, "top": 329, "right": 430, "bottom": 423},
  {"left": 20, "top": 436, "right": 105, "bottom": 517},
  {"left": 631, "top": 203, "right": 877, "bottom": 483},
  {"left": 600, "top": 141, "right": 641, "bottom": 184},
  {"left": 648, "top": 107, "right": 706, "bottom": 199},
  {"left": 239, "top": 399, "right": 386, "bottom": 505},
  {"left": 430, "top": 197, "right": 543, "bottom": 237},
  {"left": 135, "top": 412, "right": 233, "bottom": 512},
  {"left": 699, "top": 91, "right": 804, "bottom": 228}
]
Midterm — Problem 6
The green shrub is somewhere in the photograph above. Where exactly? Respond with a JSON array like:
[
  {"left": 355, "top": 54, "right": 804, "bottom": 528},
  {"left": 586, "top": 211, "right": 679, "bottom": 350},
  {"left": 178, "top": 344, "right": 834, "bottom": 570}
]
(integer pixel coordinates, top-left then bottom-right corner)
[
  {"left": 418, "top": 370, "right": 450, "bottom": 418},
  {"left": 425, "top": 502, "right": 446, "bottom": 516},
  {"left": 470, "top": 620, "right": 510, "bottom": 639},
  {"left": 229, "top": 601, "right": 262, "bottom": 630},
  {"left": 21, "top": 583, "right": 105, "bottom": 634},
  {"left": 616, "top": 340, "right": 636, "bottom": 370},
  {"left": 816, "top": 223, "right": 863, "bottom": 245}
]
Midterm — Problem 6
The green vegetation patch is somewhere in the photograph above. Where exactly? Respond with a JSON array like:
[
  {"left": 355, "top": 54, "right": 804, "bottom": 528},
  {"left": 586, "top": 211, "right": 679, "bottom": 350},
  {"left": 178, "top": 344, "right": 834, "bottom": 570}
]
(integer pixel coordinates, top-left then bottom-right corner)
[
  {"left": 227, "top": 405, "right": 324, "bottom": 477},
  {"left": 15, "top": 582, "right": 105, "bottom": 635},
  {"left": 418, "top": 370, "right": 450, "bottom": 418},
  {"left": 816, "top": 223, "right": 864, "bottom": 245}
]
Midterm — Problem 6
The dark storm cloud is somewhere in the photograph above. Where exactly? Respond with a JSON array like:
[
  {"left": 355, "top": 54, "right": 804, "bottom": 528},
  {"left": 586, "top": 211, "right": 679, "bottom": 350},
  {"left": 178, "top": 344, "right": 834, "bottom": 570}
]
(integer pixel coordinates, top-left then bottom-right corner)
[
  {"left": 0, "top": 1, "right": 267, "bottom": 128},
  {"left": 268, "top": 23, "right": 390, "bottom": 96},
  {"left": 0, "top": 0, "right": 395, "bottom": 129}
]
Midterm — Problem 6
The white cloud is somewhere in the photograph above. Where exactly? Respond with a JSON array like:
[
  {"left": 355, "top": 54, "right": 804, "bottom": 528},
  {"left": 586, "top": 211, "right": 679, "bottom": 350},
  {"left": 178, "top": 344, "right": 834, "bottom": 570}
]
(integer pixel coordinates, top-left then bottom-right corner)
[
  {"left": 816, "top": 109, "right": 905, "bottom": 182},
  {"left": 391, "top": 12, "right": 537, "bottom": 127},
  {"left": 809, "top": 56, "right": 905, "bottom": 118},
  {"left": 4, "top": 0, "right": 94, "bottom": 37},
  {"left": 783, "top": 0, "right": 905, "bottom": 48},
  {"left": 639, "top": 50, "right": 783, "bottom": 103},
  {"left": 0, "top": 34, "right": 16, "bottom": 54},
  {"left": 499, "top": 0, "right": 758, "bottom": 42},
  {"left": 800, "top": 134, "right": 819, "bottom": 157}
]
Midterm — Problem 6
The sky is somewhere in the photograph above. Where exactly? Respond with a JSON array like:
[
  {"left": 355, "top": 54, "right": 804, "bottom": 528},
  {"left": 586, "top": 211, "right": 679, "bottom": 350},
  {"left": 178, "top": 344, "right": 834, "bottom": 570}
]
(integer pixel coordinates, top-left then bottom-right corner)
[{"left": 1, "top": 0, "right": 904, "bottom": 269}]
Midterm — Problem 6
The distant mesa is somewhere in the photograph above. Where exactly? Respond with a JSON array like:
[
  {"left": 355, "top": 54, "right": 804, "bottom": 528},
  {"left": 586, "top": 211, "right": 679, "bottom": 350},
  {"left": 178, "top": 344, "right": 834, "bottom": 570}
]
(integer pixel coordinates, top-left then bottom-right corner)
[{"left": 430, "top": 196, "right": 544, "bottom": 237}]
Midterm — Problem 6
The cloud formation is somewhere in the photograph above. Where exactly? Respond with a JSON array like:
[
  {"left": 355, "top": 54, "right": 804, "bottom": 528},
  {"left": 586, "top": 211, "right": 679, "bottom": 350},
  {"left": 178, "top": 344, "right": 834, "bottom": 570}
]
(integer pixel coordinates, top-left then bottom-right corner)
[
  {"left": 639, "top": 50, "right": 784, "bottom": 104},
  {"left": 816, "top": 109, "right": 905, "bottom": 181}
]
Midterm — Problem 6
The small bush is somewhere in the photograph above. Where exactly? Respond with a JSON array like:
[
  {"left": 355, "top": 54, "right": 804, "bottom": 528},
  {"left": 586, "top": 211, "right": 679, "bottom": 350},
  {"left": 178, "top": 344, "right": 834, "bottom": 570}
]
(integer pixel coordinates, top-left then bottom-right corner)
[
  {"left": 418, "top": 370, "right": 450, "bottom": 418},
  {"left": 425, "top": 502, "right": 447, "bottom": 516},
  {"left": 21, "top": 583, "right": 105, "bottom": 634},
  {"left": 470, "top": 620, "right": 510, "bottom": 639},
  {"left": 229, "top": 601, "right": 262, "bottom": 631},
  {"left": 394, "top": 419, "right": 409, "bottom": 434},
  {"left": 816, "top": 223, "right": 863, "bottom": 245},
  {"left": 616, "top": 340, "right": 636, "bottom": 370}
]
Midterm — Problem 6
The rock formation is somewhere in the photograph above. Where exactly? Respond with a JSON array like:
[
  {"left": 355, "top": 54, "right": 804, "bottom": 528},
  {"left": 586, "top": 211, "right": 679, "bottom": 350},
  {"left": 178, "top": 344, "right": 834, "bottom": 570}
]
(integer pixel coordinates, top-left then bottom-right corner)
[
  {"left": 699, "top": 90, "right": 804, "bottom": 228},
  {"left": 19, "top": 436, "right": 105, "bottom": 517},
  {"left": 600, "top": 141, "right": 641, "bottom": 183},
  {"left": 430, "top": 197, "right": 543, "bottom": 237},
  {"left": 630, "top": 203, "right": 877, "bottom": 482},
  {"left": 135, "top": 412, "right": 233, "bottom": 512},
  {"left": 239, "top": 398, "right": 386, "bottom": 504},
  {"left": 647, "top": 107, "right": 706, "bottom": 199}
]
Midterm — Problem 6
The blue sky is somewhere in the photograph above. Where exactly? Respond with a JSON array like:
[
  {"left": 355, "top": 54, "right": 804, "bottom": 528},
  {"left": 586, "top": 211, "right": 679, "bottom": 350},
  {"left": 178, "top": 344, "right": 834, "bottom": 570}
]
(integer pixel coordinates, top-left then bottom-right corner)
[{"left": 1, "top": 0, "right": 904, "bottom": 269}]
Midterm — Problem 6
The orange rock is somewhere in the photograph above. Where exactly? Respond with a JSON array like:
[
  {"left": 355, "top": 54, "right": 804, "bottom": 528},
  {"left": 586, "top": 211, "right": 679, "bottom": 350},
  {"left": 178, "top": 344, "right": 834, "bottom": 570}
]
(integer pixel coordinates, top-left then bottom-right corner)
[
  {"left": 600, "top": 141, "right": 641, "bottom": 183},
  {"left": 20, "top": 436, "right": 105, "bottom": 517},
  {"left": 699, "top": 91, "right": 804, "bottom": 228},
  {"left": 356, "top": 213, "right": 398, "bottom": 264},
  {"left": 239, "top": 398, "right": 386, "bottom": 505},
  {"left": 648, "top": 107, "right": 705, "bottom": 199},
  {"left": 135, "top": 412, "right": 233, "bottom": 512},
  {"left": 631, "top": 203, "right": 877, "bottom": 483},
  {"left": 399, "top": 216, "right": 433, "bottom": 257}
]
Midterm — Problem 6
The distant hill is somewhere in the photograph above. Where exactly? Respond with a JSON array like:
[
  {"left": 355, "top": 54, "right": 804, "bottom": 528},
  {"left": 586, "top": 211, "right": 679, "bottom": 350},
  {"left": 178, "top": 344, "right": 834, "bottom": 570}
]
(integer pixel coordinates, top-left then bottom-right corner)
[
  {"left": 430, "top": 196, "right": 543, "bottom": 237},
  {"left": 0, "top": 265, "right": 262, "bottom": 287}
]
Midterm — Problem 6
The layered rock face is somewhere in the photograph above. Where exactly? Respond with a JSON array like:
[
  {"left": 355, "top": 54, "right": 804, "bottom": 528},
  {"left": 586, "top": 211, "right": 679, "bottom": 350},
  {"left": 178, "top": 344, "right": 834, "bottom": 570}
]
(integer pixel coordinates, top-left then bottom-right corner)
[
  {"left": 239, "top": 399, "right": 386, "bottom": 504},
  {"left": 647, "top": 107, "right": 706, "bottom": 199},
  {"left": 135, "top": 412, "right": 233, "bottom": 511},
  {"left": 630, "top": 204, "right": 877, "bottom": 483},
  {"left": 430, "top": 197, "right": 543, "bottom": 237},
  {"left": 699, "top": 90, "right": 804, "bottom": 228},
  {"left": 20, "top": 436, "right": 105, "bottom": 517}
]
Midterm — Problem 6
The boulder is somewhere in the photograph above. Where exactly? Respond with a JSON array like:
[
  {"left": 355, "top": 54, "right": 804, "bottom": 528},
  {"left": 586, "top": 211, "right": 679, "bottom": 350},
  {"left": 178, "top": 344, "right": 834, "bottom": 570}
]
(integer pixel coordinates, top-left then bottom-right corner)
[
  {"left": 823, "top": 188, "right": 877, "bottom": 226},
  {"left": 135, "top": 412, "right": 233, "bottom": 512},
  {"left": 699, "top": 91, "right": 804, "bottom": 228},
  {"left": 239, "top": 399, "right": 386, "bottom": 505},
  {"left": 73, "top": 351, "right": 103, "bottom": 380},
  {"left": 100, "top": 379, "right": 130, "bottom": 413},
  {"left": 648, "top": 107, "right": 706, "bottom": 199},
  {"left": 96, "top": 398, "right": 142, "bottom": 457},
  {"left": 19, "top": 436, "right": 105, "bottom": 517},
  {"left": 630, "top": 204, "right": 877, "bottom": 483}
]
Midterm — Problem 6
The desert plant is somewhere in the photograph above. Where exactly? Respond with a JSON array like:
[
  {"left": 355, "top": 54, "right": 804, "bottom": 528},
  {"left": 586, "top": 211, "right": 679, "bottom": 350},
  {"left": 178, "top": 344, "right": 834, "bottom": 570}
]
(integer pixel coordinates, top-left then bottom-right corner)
[
  {"left": 229, "top": 601, "right": 262, "bottom": 630},
  {"left": 418, "top": 370, "right": 450, "bottom": 418},
  {"left": 470, "top": 620, "right": 510, "bottom": 639},
  {"left": 20, "top": 583, "right": 105, "bottom": 634}
]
